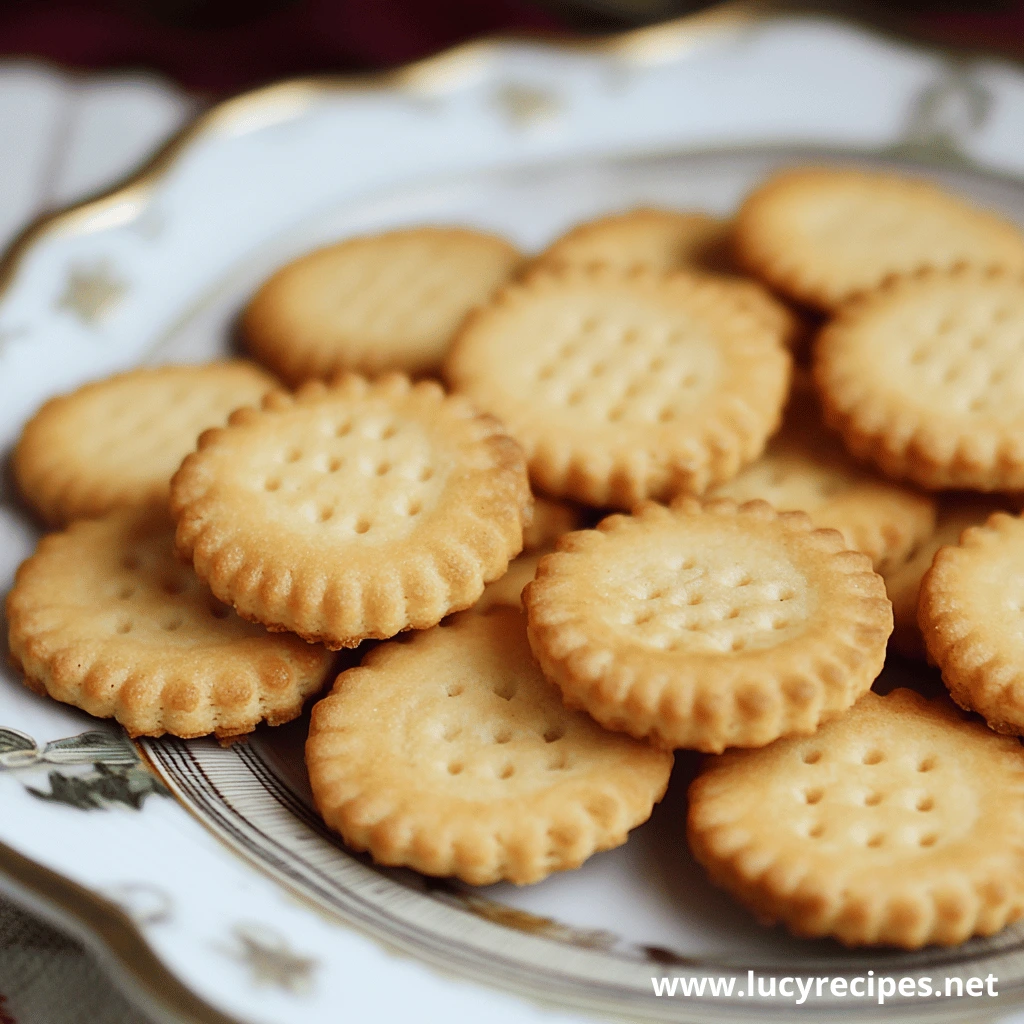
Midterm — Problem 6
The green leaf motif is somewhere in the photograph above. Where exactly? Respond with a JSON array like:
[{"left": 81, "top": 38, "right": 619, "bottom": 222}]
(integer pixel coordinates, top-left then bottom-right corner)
[{"left": 26, "top": 762, "right": 170, "bottom": 811}]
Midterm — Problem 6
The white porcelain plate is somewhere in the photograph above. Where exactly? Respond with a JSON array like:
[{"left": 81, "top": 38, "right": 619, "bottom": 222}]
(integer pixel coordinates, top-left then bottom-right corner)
[{"left": 4, "top": 11, "right": 1024, "bottom": 1024}]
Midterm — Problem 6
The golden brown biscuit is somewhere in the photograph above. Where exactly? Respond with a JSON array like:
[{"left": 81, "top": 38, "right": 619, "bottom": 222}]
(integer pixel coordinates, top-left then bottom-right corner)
[
  {"left": 815, "top": 268, "right": 1024, "bottom": 491},
  {"left": 243, "top": 227, "right": 523, "bottom": 383},
  {"left": 534, "top": 208, "right": 733, "bottom": 275},
  {"left": 305, "top": 607, "right": 673, "bottom": 885},
  {"left": 709, "top": 383, "right": 936, "bottom": 573},
  {"left": 688, "top": 688, "right": 1024, "bottom": 948},
  {"left": 446, "top": 266, "right": 794, "bottom": 507},
  {"left": 920, "top": 510, "right": 1024, "bottom": 734},
  {"left": 524, "top": 497, "right": 891, "bottom": 753},
  {"left": 735, "top": 166, "right": 1024, "bottom": 310},
  {"left": 5, "top": 509, "right": 333, "bottom": 739},
  {"left": 171, "top": 373, "right": 531, "bottom": 649},
  {"left": 13, "top": 361, "right": 277, "bottom": 527}
]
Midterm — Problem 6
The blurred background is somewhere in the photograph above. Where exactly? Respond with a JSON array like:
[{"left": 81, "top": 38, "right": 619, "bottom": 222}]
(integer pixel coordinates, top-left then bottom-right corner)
[{"left": 0, "top": 0, "right": 1022, "bottom": 98}]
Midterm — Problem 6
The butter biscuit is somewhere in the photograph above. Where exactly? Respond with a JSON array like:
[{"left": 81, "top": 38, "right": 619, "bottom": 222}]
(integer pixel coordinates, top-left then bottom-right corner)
[
  {"left": 920, "top": 510, "right": 1024, "bottom": 734},
  {"left": 884, "top": 496, "right": 1008, "bottom": 659},
  {"left": 688, "top": 688, "right": 1024, "bottom": 947},
  {"left": 306, "top": 607, "right": 673, "bottom": 885},
  {"left": 709, "top": 383, "right": 936, "bottom": 573},
  {"left": 816, "top": 268, "right": 1024, "bottom": 491},
  {"left": 243, "top": 227, "right": 523, "bottom": 383},
  {"left": 13, "top": 361, "right": 276, "bottom": 527},
  {"left": 524, "top": 497, "right": 891, "bottom": 753},
  {"left": 170, "top": 373, "right": 531, "bottom": 649},
  {"left": 736, "top": 166, "right": 1024, "bottom": 310},
  {"left": 5, "top": 509, "right": 333, "bottom": 739},
  {"left": 446, "top": 266, "right": 794, "bottom": 507},
  {"left": 534, "top": 208, "right": 733, "bottom": 275}
]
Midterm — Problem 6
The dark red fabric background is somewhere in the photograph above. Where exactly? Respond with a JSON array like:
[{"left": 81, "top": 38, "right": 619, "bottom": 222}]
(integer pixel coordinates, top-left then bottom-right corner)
[{"left": 0, "top": 1, "right": 1020, "bottom": 97}]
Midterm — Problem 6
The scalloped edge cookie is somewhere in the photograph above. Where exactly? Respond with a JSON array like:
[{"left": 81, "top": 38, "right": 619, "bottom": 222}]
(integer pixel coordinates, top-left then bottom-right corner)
[
  {"left": 815, "top": 267, "right": 1024, "bottom": 491},
  {"left": 735, "top": 166, "right": 1024, "bottom": 311},
  {"left": 524, "top": 497, "right": 892, "bottom": 752},
  {"left": 13, "top": 361, "right": 277, "bottom": 527},
  {"left": 305, "top": 607, "right": 673, "bottom": 885},
  {"left": 445, "top": 265, "right": 794, "bottom": 507},
  {"left": 533, "top": 207, "right": 734, "bottom": 275},
  {"left": 920, "top": 510, "right": 1024, "bottom": 732},
  {"left": 242, "top": 227, "right": 523, "bottom": 383},
  {"left": 5, "top": 509, "right": 333, "bottom": 739},
  {"left": 688, "top": 688, "right": 1024, "bottom": 948},
  {"left": 171, "top": 372, "right": 531, "bottom": 649}
]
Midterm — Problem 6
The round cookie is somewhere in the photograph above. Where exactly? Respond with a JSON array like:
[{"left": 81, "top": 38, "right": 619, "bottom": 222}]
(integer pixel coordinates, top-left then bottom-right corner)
[
  {"left": 735, "top": 166, "right": 1024, "bottom": 311},
  {"left": 306, "top": 607, "right": 673, "bottom": 885},
  {"left": 920, "top": 510, "right": 1024, "bottom": 734},
  {"left": 5, "top": 509, "right": 333, "bottom": 739},
  {"left": 13, "top": 361, "right": 277, "bottom": 527},
  {"left": 445, "top": 266, "right": 794, "bottom": 508},
  {"left": 170, "top": 373, "right": 531, "bottom": 649},
  {"left": 524, "top": 497, "right": 892, "bottom": 753},
  {"left": 688, "top": 688, "right": 1024, "bottom": 948},
  {"left": 815, "top": 268, "right": 1024, "bottom": 491},
  {"left": 243, "top": 227, "right": 523, "bottom": 383},
  {"left": 884, "top": 495, "right": 1008, "bottom": 659},
  {"left": 534, "top": 208, "right": 734, "bottom": 275},
  {"left": 708, "top": 383, "right": 936, "bottom": 574}
]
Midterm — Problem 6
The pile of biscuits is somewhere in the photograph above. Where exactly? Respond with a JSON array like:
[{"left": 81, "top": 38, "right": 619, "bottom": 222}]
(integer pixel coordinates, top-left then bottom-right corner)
[{"left": 8, "top": 165, "right": 1024, "bottom": 952}]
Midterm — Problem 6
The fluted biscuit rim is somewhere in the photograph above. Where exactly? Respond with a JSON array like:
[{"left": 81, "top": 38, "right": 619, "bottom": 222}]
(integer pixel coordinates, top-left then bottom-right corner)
[
  {"left": 12, "top": 360, "right": 278, "bottom": 528},
  {"left": 735, "top": 166, "right": 1024, "bottom": 311},
  {"left": 4, "top": 509, "right": 333, "bottom": 739},
  {"left": 524, "top": 496, "right": 892, "bottom": 753},
  {"left": 687, "top": 688, "right": 1024, "bottom": 948},
  {"left": 305, "top": 607, "right": 673, "bottom": 885},
  {"left": 815, "top": 266, "right": 1024, "bottom": 492},
  {"left": 170, "top": 372, "right": 532, "bottom": 649},
  {"left": 445, "top": 265, "right": 794, "bottom": 508}
]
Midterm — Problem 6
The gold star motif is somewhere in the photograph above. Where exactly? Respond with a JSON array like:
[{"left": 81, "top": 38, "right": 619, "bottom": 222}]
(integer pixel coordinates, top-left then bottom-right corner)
[
  {"left": 228, "top": 923, "right": 318, "bottom": 995},
  {"left": 492, "top": 83, "right": 561, "bottom": 129},
  {"left": 56, "top": 260, "right": 128, "bottom": 326}
]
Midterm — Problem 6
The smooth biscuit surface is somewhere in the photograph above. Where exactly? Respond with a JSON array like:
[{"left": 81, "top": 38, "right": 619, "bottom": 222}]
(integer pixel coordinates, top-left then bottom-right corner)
[
  {"left": 14, "top": 361, "right": 276, "bottom": 527},
  {"left": 525, "top": 497, "right": 891, "bottom": 752},
  {"left": 816, "top": 268, "right": 1024, "bottom": 491},
  {"left": 5, "top": 509, "right": 333, "bottom": 739},
  {"left": 709, "top": 384, "right": 936, "bottom": 573},
  {"left": 446, "top": 266, "right": 793, "bottom": 507},
  {"left": 171, "top": 373, "right": 531, "bottom": 649},
  {"left": 736, "top": 167, "right": 1024, "bottom": 310},
  {"left": 306, "top": 607, "right": 673, "bottom": 885},
  {"left": 688, "top": 688, "right": 1024, "bottom": 947},
  {"left": 920, "top": 511, "right": 1024, "bottom": 733},
  {"left": 243, "top": 227, "right": 522, "bottom": 383}
]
